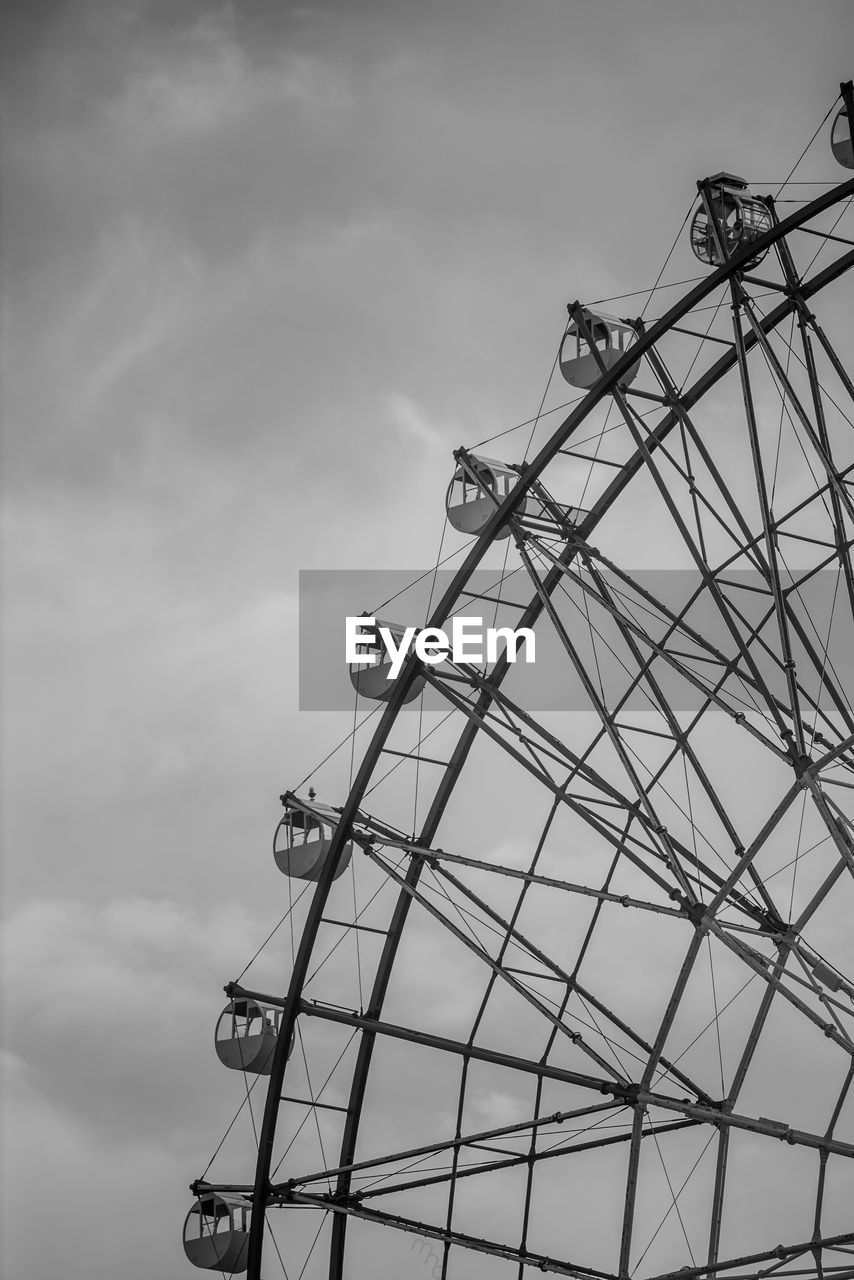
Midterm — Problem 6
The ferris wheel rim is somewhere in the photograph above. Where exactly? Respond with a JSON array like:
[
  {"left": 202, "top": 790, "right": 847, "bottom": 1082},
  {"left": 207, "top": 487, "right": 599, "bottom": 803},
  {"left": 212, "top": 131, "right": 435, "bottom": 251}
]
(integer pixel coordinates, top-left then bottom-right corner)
[{"left": 239, "top": 176, "right": 854, "bottom": 1280}]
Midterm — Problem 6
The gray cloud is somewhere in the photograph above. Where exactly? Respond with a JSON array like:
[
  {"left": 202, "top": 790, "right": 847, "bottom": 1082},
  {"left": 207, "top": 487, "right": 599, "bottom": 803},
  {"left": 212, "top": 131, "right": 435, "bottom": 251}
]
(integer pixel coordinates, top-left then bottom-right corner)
[{"left": 2, "top": 1, "right": 853, "bottom": 1276}]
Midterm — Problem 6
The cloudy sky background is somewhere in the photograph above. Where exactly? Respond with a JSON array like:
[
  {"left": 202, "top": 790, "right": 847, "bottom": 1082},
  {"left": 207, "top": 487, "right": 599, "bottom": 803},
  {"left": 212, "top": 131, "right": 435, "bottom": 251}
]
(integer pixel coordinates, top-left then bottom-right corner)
[{"left": 2, "top": 2, "right": 854, "bottom": 1276}]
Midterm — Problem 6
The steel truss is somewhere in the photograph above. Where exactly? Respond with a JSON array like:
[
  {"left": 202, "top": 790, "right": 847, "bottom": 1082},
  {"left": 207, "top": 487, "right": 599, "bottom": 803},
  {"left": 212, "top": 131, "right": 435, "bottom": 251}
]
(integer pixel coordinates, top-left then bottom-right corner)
[{"left": 197, "top": 170, "right": 854, "bottom": 1280}]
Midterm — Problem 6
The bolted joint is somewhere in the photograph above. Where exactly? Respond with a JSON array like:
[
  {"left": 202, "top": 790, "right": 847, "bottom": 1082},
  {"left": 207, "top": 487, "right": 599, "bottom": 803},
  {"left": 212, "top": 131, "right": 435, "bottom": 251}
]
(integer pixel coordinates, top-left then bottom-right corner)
[{"left": 680, "top": 896, "right": 707, "bottom": 926}]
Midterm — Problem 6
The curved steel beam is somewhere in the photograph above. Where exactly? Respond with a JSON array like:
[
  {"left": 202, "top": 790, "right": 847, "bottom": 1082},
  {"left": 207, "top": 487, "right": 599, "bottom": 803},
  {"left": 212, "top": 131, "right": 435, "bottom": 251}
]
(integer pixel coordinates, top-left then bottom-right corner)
[
  {"left": 327, "top": 209, "right": 853, "bottom": 1280},
  {"left": 238, "top": 178, "right": 854, "bottom": 1279}
]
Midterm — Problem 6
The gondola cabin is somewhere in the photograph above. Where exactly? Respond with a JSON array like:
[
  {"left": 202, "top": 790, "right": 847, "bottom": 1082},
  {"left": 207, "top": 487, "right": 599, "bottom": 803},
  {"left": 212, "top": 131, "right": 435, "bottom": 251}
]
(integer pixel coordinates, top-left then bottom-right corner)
[
  {"left": 445, "top": 454, "right": 525, "bottom": 537},
  {"left": 183, "top": 1192, "right": 250, "bottom": 1273},
  {"left": 690, "top": 173, "right": 772, "bottom": 267},
  {"left": 273, "top": 795, "right": 353, "bottom": 881},
  {"left": 559, "top": 309, "right": 639, "bottom": 390},
  {"left": 214, "top": 997, "right": 291, "bottom": 1075},
  {"left": 831, "top": 106, "right": 854, "bottom": 168},
  {"left": 349, "top": 617, "right": 427, "bottom": 703}
]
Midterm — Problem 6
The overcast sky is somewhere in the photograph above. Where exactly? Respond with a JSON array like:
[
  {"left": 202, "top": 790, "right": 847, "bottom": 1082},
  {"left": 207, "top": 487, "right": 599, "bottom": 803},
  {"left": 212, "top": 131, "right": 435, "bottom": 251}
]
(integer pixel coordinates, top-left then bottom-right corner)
[{"left": 2, "top": 3, "right": 853, "bottom": 1278}]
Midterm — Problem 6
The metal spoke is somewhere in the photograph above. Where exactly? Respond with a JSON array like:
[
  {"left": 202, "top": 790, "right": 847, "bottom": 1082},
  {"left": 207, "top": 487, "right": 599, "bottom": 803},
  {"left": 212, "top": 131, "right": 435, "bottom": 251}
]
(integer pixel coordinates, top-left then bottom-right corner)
[{"left": 186, "top": 175, "right": 854, "bottom": 1280}]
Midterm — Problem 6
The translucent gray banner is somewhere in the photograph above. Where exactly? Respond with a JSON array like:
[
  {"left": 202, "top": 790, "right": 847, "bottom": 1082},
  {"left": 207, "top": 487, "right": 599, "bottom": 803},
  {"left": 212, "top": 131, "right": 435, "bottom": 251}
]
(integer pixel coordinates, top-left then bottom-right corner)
[{"left": 299, "top": 568, "right": 852, "bottom": 714}]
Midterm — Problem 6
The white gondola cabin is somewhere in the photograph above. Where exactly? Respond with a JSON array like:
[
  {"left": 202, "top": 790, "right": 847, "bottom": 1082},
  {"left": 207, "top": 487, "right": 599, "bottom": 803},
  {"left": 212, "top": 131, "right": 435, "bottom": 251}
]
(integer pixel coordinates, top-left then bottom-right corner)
[
  {"left": 349, "top": 616, "right": 426, "bottom": 703},
  {"left": 445, "top": 454, "right": 525, "bottom": 537},
  {"left": 690, "top": 173, "right": 772, "bottom": 267},
  {"left": 215, "top": 997, "right": 292, "bottom": 1075},
  {"left": 274, "top": 795, "right": 353, "bottom": 881},
  {"left": 831, "top": 106, "right": 854, "bottom": 169},
  {"left": 559, "top": 309, "right": 639, "bottom": 390},
  {"left": 183, "top": 1192, "right": 250, "bottom": 1273}
]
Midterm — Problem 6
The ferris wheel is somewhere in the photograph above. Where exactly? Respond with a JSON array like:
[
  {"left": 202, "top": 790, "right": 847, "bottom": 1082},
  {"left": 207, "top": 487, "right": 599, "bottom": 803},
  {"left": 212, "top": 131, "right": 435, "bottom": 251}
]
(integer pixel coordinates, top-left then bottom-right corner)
[{"left": 184, "top": 83, "right": 854, "bottom": 1280}]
